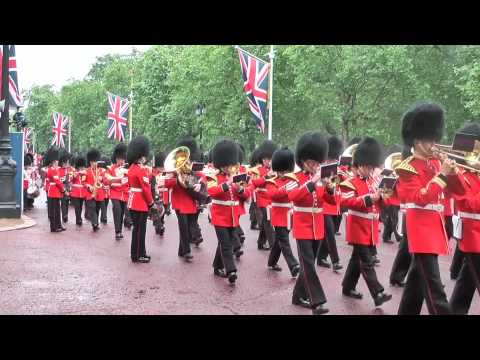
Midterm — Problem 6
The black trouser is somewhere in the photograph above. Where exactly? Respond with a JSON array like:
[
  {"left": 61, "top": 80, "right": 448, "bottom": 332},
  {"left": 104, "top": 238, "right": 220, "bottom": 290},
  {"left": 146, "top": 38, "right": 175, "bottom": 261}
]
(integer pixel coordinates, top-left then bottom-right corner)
[
  {"left": 176, "top": 211, "right": 195, "bottom": 256},
  {"left": 268, "top": 227, "right": 299, "bottom": 273},
  {"left": 47, "top": 197, "right": 61, "bottom": 231},
  {"left": 370, "top": 245, "right": 377, "bottom": 256},
  {"left": 317, "top": 215, "right": 340, "bottom": 264},
  {"left": 212, "top": 226, "right": 237, "bottom": 274},
  {"left": 249, "top": 201, "right": 258, "bottom": 228},
  {"left": 111, "top": 199, "right": 127, "bottom": 234},
  {"left": 255, "top": 207, "right": 274, "bottom": 247},
  {"left": 152, "top": 204, "right": 166, "bottom": 234},
  {"left": 86, "top": 199, "right": 102, "bottom": 228},
  {"left": 382, "top": 205, "right": 401, "bottom": 242},
  {"left": 450, "top": 253, "right": 480, "bottom": 314},
  {"left": 124, "top": 207, "right": 132, "bottom": 227},
  {"left": 237, "top": 225, "right": 245, "bottom": 244},
  {"left": 189, "top": 210, "right": 203, "bottom": 244},
  {"left": 60, "top": 196, "right": 69, "bottom": 222},
  {"left": 130, "top": 209, "right": 148, "bottom": 260},
  {"left": 71, "top": 197, "right": 84, "bottom": 225},
  {"left": 390, "top": 234, "right": 412, "bottom": 284},
  {"left": 450, "top": 243, "right": 465, "bottom": 279},
  {"left": 398, "top": 253, "right": 451, "bottom": 315},
  {"left": 342, "top": 244, "right": 384, "bottom": 299},
  {"left": 293, "top": 240, "right": 327, "bottom": 307},
  {"left": 100, "top": 198, "right": 108, "bottom": 223},
  {"left": 333, "top": 214, "right": 342, "bottom": 234},
  {"left": 445, "top": 216, "right": 453, "bottom": 241}
]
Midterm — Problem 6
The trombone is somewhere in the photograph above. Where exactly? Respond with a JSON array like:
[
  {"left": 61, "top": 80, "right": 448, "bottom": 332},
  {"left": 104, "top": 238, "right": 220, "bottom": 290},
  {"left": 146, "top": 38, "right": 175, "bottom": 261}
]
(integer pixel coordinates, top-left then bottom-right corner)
[{"left": 433, "top": 144, "right": 480, "bottom": 173}]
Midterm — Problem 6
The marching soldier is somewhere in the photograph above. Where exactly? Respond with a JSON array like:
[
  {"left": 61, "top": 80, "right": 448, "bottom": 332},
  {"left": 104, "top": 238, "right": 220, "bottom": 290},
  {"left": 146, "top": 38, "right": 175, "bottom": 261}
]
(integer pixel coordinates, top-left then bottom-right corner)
[
  {"left": 339, "top": 137, "right": 392, "bottom": 307},
  {"left": 45, "top": 147, "right": 66, "bottom": 232},
  {"left": 23, "top": 153, "right": 36, "bottom": 211},
  {"left": 70, "top": 155, "right": 87, "bottom": 226},
  {"left": 288, "top": 132, "right": 335, "bottom": 315},
  {"left": 207, "top": 139, "right": 251, "bottom": 284},
  {"left": 235, "top": 143, "right": 248, "bottom": 247},
  {"left": 99, "top": 156, "right": 111, "bottom": 224},
  {"left": 449, "top": 122, "right": 480, "bottom": 314},
  {"left": 251, "top": 140, "right": 278, "bottom": 250},
  {"left": 317, "top": 135, "right": 343, "bottom": 271},
  {"left": 106, "top": 144, "right": 129, "bottom": 240},
  {"left": 396, "top": 102, "right": 466, "bottom": 315},
  {"left": 84, "top": 149, "right": 106, "bottom": 232},
  {"left": 151, "top": 151, "right": 168, "bottom": 236},
  {"left": 264, "top": 147, "right": 300, "bottom": 277},
  {"left": 58, "top": 150, "right": 72, "bottom": 224},
  {"left": 127, "top": 136, "right": 154, "bottom": 263}
]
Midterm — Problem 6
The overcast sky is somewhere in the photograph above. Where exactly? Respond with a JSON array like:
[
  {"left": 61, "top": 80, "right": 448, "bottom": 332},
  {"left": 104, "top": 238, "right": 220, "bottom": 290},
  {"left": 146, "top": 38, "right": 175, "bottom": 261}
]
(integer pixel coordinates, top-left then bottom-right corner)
[{"left": 15, "top": 45, "right": 152, "bottom": 92}]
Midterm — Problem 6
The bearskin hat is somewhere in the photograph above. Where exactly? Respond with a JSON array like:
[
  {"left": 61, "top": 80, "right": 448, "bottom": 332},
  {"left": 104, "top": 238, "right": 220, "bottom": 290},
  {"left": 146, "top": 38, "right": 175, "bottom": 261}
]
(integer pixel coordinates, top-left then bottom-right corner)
[
  {"left": 24, "top": 153, "right": 34, "bottom": 166},
  {"left": 127, "top": 136, "right": 150, "bottom": 164},
  {"left": 112, "top": 143, "right": 127, "bottom": 163},
  {"left": 295, "top": 132, "right": 328, "bottom": 166},
  {"left": 249, "top": 148, "right": 261, "bottom": 167},
  {"left": 459, "top": 121, "right": 480, "bottom": 138},
  {"left": 99, "top": 156, "right": 111, "bottom": 169},
  {"left": 58, "top": 150, "right": 71, "bottom": 166},
  {"left": 272, "top": 147, "right": 295, "bottom": 172},
  {"left": 212, "top": 139, "right": 239, "bottom": 169},
  {"left": 353, "top": 137, "right": 383, "bottom": 167},
  {"left": 74, "top": 155, "right": 87, "bottom": 168},
  {"left": 154, "top": 151, "right": 167, "bottom": 168},
  {"left": 348, "top": 137, "right": 362, "bottom": 147},
  {"left": 257, "top": 140, "right": 278, "bottom": 161},
  {"left": 176, "top": 135, "right": 200, "bottom": 161},
  {"left": 44, "top": 146, "right": 59, "bottom": 166},
  {"left": 401, "top": 102, "right": 445, "bottom": 147},
  {"left": 327, "top": 135, "right": 344, "bottom": 160},
  {"left": 87, "top": 148, "right": 101, "bottom": 164},
  {"left": 237, "top": 143, "right": 245, "bottom": 164}
]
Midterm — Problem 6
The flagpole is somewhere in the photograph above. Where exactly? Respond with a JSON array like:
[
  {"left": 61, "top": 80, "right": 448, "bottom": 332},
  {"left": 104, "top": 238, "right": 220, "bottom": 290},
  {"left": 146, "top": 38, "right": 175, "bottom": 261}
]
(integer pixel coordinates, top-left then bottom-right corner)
[
  {"left": 129, "top": 69, "right": 133, "bottom": 142},
  {"left": 267, "top": 45, "right": 274, "bottom": 141}
]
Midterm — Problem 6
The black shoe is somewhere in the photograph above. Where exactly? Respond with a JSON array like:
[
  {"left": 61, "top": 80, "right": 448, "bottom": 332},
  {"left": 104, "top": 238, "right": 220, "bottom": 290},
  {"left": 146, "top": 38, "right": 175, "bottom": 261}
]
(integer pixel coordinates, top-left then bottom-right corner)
[
  {"left": 51, "top": 229, "right": 63, "bottom": 233},
  {"left": 101, "top": 220, "right": 107, "bottom": 225},
  {"left": 291, "top": 265, "right": 300, "bottom": 278},
  {"left": 214, "top": 268, "right": 227, "bottom": 278},
  {"left": 317, "top": 259, "right": 331, "bottom": 268},
  {"left": 159, "top": 228, "right": 165, "bottom": 236},
  {"left": 235, "top": 249, "right": 244, "bottom": 258},
  {"left": 154, "top": 228, "right": 160, "bottom": 235},
  {"left": 342, "top": 288, "right": 363, "bottom": 299},
  {"left": 312, "top": 303, "right": 329, "bottom": 315},
  {"left": 373, "top": 256, "right": 381, "bottom": 265},
  {"left": 332, "top": 262, "right": 343, "bottom": 271},
  {"left": 124, "top": 224, "right": 132, "bottom": 230},
  {"left": 58, "top": 227, "right": 66, "bottom": 232},
  {"left": 450, "top": 273, "right": 459, "bottom": 280},
  {"left": 228, "top": 271, "right": 238, "bottom": 284},
  {"left": 93, "top": 225, "right": 99, "bottom": 232},
  {"left": 374, "top": 292, "right": 392, "bottom": 307},
  {"left": 269, "top": 264, "right": 282, "bottom": 272},
  {"left": 251, "top": 224, "right": 259, "bottom": 230},
  {"left": 142, "top": 254, "right": 151, "bottom": 260},
  {"left": 184, "top": 253, "right": 193, "bottom": 261},
  {"left": 390, "top": 279, "right": 406, "bottom": 287},
  {"left": 115, "top": 233, "right": 122, "bottom": 240},
  {"left": 76, "top": 221, "right": 82, "bottom": 226},
  {"left": 383, "top": 238, "right": 394, "bottom": 244},
  {"left": 137, "top": 256, "right": 150, "bottom": 263},
  {"left": 292, "top": 297, "right": 311, "bottom": 309},
  {"left": 258, "top": 244, "right": 270, "bottom": 251},
  {"left": 63, "top": 218, "right": 68, "bottom": 223}
]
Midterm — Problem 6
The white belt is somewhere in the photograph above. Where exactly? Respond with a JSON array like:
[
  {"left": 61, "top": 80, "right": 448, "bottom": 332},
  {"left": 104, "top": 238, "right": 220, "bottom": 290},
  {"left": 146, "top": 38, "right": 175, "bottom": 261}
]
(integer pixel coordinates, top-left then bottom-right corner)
[
  {"left": 49, "top": 182, "right": 57, "bottom": 186},
  {"left": 158, "top": 188, "right": 168, "bottom": 192},
  {"left": 130, "top": 187, "right": 143, "bottom": 193},
  {"left": 293, "top": 206, "right": 323, "bottom": 214},
  {"left": 271, "top": 202, "right": 292, "bottom": 208},
  {"left": 348, "top": 210, "right": 379, "bottom": 220},
  {"left": 211, "top": 199, "right": 239, "bottom": 206},
  {"left": 404, "top": 203, "right": 444, "bottom": 212},
  {"left": 111, "top": 183, "right": 122, "bottom": 187},
  {"left": 458, "top": 211, "right": 480, "bottom": 221},
  {"left": 257, "top": 188, "right": 267, "bottom": 192},
  {"left": 72, "top": 184, "right": 83, "bottom": 188}
]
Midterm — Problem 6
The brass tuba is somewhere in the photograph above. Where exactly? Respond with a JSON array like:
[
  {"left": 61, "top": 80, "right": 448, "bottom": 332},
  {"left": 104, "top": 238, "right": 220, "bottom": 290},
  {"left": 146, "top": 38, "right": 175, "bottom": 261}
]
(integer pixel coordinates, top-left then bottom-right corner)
[
  {"left": 384, "top": 152, "right": 402, "bottom": 173},
  {"left": 164, "top": 146, "right": 193, "bottom": 188}
]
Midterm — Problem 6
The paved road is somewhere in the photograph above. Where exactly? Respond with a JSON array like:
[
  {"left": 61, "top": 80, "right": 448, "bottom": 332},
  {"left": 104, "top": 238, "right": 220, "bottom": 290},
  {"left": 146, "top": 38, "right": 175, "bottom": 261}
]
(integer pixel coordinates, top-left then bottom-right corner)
[{"left": 1, "top": 194, "right": 478, "bottom": 315}]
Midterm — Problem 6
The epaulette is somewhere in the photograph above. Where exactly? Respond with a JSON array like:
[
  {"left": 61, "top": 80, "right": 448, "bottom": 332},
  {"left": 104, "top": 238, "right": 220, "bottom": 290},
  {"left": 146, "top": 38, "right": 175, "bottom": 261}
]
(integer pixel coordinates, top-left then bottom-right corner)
[
  {"left": 339, "top": 179, "right": 356, "bottom": 191},
  {"left": 284, "top": 173, "right": 299, "bottom": 182},
  {"left": 395, "top": 156, "right": 418, "bottom": 175},
  {"left": 266, "top": 176, "right": 277, "bottom": 185}
]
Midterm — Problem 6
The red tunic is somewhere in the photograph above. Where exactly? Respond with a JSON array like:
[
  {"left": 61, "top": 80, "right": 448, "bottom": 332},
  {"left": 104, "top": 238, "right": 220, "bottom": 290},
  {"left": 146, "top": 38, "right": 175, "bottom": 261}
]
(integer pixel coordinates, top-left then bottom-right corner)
[
  {"left": 340, "top": 176, "right": 382, "bottom": 246},
  {"left": 70, "top": 169, "right": 87, "bottom": 199},
  {"left": 106, "top": 164, "right": 129, "bottom": 202},
  {"left": 287, "top": 171, "right": 336, "bottom": 240},
  {"left": 127, "top": 163, "right": 154, "bottom": 212},
  {"left": 164, "top": 173, "right": 198, "bottom": 214},
  {"left": 454, "top": 170, "right": 480, "bottom": 253},
  {"left": 46, "top": 166, "right": 65, "bottom": 198},
  {"left": 251, "top": 165, "right": 272, "bottom": 208},
  {"left": 207, "top": 171, "right": 251, "bottom": 227},
  {"left": 265, "top": 175, "right": 296, "bottom": 227},
  {"left": 396, "top": 156, "right": 466, "bottom": 255},
  {"left": 84, "top": 167, "right": 106, "bottom": 201},
  {"left": 237, "top": 165, "right": 247, "bottom": 216}
]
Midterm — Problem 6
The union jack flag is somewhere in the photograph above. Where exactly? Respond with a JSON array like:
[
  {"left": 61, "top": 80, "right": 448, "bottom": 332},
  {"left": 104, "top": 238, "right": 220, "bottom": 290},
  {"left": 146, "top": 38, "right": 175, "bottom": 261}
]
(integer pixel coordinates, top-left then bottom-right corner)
[
  {"left": 237, "top": 47, "right": 270, "bottom": 133},
  {"left": 0, "top": 45, "right": 23, "bottom": 108},
  {"left": 23, "top": 127, "right": 33, "bottom": 152},
  {"left": 107, "top": 92, "right": 129, "bottom": 142},
  {"left": 52, "top": 112, "right": 69, "bottom": 148}
]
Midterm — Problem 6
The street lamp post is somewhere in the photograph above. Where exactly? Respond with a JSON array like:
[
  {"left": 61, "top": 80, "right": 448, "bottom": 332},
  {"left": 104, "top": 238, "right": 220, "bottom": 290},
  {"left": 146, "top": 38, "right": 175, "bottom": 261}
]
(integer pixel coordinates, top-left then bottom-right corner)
[
  {"left": 0, "top": 45, "right": 19, "bottom": 218},
  {"left": 195, "top": 104, "right": 205, "bottom": 151}
]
